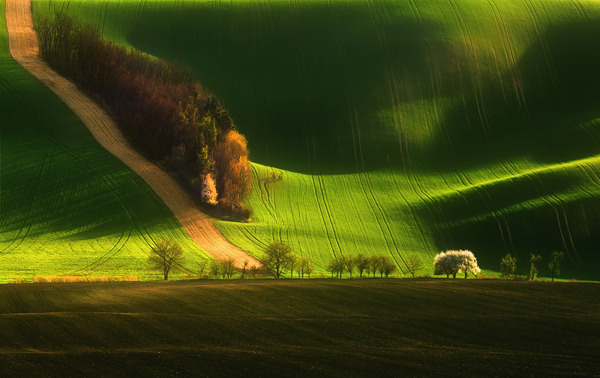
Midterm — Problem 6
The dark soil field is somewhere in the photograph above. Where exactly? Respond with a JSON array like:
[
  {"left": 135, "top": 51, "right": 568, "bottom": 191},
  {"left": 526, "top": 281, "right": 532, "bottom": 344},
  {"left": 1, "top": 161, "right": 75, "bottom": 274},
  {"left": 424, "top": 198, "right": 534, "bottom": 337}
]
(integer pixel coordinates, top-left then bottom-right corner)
[{"left": 0, "top": 280, "right": 598, "bottom": 376}]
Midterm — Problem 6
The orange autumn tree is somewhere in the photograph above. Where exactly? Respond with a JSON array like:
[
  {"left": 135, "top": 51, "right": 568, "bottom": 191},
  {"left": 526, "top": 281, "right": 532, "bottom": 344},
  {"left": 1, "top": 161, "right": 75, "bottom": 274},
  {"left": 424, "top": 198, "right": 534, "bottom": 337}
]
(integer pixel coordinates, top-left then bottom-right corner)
[{"left": 215, "top": 130, "right": 252, "bottom": 218}]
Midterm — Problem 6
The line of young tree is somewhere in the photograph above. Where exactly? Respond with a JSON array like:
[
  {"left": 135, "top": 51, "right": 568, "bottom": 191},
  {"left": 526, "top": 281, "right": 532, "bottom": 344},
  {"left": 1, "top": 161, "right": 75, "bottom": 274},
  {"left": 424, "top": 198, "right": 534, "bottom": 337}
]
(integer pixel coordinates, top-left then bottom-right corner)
[
  {"left": 327, "top": 254, "right": 400, "bottom": 278},
  {"left": 202, "top": 258, "right": 262, "bottom": 279},
  {"left": 150, "top": 240, "right": 568, "bottom": 282},
  {"left": 261, "top": 241, "right": 426, "bottom": 279},
  {"left": 500, "top": 251, "right": 565, "bottom": 281},
  {"left": 262, "top": 241, "right": 315, "bottom": 279},
  {"left": 37, "top": 13, "right": 252, "bottom": 219}
]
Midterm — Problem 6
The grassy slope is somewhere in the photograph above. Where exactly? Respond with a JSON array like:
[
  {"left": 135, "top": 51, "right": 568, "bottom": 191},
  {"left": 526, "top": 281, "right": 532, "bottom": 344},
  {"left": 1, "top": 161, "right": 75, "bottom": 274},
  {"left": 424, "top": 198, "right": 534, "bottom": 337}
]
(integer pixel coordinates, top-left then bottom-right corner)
[
  {"left": 32, "top": 0, "right": 600, "bottom": 279},
  {"left": 0, "top": 0, "right": 211, "bottom": 282},
  {"left": 0, "top": 280, "right": 598, "bottom": 375}
]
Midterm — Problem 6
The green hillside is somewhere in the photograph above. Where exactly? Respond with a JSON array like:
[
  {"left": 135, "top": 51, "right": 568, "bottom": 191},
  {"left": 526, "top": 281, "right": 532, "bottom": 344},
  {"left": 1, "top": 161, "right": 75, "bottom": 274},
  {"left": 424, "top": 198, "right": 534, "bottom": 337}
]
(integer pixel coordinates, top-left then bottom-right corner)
[
  {"left": 0, "top": 0, "right": 211, "bottom": 282},
  {"left": 32, "top": 0, "right": 600, "bottom": 279}
]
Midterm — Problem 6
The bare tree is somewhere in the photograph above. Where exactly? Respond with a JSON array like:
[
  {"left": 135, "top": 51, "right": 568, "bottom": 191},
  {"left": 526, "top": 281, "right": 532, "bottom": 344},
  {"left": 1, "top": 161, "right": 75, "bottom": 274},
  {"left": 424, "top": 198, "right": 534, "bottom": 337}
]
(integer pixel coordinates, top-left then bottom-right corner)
[
  {"left": 327, "top": 258, "right": 345, "bottom": 278},
  {"left": 287, "top": 254, "right": 298, "bottom": 278},
  {"left": 300, "top": 257, "right": 314, "bottom": 278},
  {"left": 381, "top": 256, "right": 396, "bottom": 278},
  {"left": 210, "top": 260, "right": 221, "bottom": 278},
  {"left": 343, "top": 255, "right": 355, "bottom": 277},
  {"left": 355, "top": 253, "right": 369, "bottom": 278},
  {"left": 148, "top": 239, "right": 184, "bottom": 280},
  {"left": 548, "top": 251, "right": 564, "bottom": 282},
  {"left": 370, "top": 255, "right": 386, "bottom": 278},
  {"left": 241, "top": 260, "right": 249, "bottom": 279},
  {"left": 197, "top": 259, "right": 209, "bottom": 278},
  {"left": 250, "top": 264, "right": 260, "bottom": 278},
  {"left": 405, "top": 253, "right": 423, "bottom": 278},
  {"left": 221, "top": 258, "right": 236, "bottom": 279},
  {"left": 327, "top": 258, "right": 337, "bottom": 278},
  {"left": 263, "top": 241, "right": 293, "bottom": 279}
]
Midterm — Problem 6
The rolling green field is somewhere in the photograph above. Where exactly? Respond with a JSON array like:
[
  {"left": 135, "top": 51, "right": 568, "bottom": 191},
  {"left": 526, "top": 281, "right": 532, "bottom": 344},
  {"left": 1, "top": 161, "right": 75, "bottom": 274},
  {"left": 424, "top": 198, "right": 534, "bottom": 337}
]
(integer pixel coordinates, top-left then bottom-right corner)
[
  {"left": 0, "top": 0, "right": 211, "bottom": 282},
  {"left": 31, "top": 0, "right": 600, "bottom": 279},
  {"left": 0, "top": 279, "right": 598, "bottom": 375}
]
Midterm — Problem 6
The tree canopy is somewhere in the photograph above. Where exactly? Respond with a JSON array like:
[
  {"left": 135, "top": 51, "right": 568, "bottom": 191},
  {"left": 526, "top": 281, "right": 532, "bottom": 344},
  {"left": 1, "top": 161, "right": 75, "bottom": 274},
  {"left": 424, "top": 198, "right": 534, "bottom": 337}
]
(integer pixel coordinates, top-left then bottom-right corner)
[{"left": 148, "top": 239, "right": 184, "bottom": 280}]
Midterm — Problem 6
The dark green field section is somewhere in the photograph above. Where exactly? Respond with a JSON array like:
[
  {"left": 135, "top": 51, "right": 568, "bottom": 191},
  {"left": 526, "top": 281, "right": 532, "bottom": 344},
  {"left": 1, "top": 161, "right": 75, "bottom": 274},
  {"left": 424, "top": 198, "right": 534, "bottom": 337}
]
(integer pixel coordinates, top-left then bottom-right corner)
[
  {"left": 37, "top": 0, "right": 600, "bottom": 171},
  {"left": 0, "top": 0, "right": 209, "bottom": 281},
  {"left": 0, "top": 280, "right": 598, "bottom": 376},
  {"left": 33, "top": 0, "right": 600, "bottom": 280}
]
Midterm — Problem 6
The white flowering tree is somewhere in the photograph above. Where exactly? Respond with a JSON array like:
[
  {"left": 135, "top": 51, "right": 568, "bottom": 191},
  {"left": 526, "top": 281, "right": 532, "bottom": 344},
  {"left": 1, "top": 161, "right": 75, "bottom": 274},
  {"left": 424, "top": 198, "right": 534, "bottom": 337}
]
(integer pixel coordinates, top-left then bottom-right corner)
[
  {"left": 434, "top": 251, "right": 459, "bottom": 278},
  {"left": 434, "top": 250, "right": 481, "bottom": 279},
  {"left": 200, "top": 173, "right": 218, "bottom": 205},
  {"left": 458, "top": 250, "right": 481, "bottom": 278}
]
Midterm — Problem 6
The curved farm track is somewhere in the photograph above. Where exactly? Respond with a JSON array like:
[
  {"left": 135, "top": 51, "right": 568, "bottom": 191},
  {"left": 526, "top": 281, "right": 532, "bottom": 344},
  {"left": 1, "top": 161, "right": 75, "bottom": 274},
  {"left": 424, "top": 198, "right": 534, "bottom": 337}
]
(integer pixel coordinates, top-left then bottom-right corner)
[{"left": 5, "top": 0, "right": 261, "bottom": 268}]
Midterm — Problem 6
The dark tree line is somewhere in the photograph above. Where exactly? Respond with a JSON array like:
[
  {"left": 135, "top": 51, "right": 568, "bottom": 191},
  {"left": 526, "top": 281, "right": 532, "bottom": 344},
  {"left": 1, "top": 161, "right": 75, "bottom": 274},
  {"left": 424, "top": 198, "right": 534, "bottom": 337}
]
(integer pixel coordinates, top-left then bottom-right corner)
[
  {"left": 37, "top": 13, "right": 252, "bottom": 219},
  {"left": 327, "top": 254, "right": 397, "bottom": 278}
]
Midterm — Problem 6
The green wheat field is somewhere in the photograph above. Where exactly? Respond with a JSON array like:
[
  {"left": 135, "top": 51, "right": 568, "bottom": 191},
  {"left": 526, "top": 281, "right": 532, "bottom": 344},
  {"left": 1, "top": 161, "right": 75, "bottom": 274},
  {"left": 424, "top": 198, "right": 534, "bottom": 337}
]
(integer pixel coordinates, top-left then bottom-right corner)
[{"left": 2, "top": 0, "right": 598, "bottom": 280}]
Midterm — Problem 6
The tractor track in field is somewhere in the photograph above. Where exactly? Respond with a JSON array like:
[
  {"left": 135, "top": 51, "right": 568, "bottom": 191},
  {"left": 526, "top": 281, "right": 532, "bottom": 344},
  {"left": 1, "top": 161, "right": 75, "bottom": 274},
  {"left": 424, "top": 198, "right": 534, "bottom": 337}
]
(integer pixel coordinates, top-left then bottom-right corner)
[{"left": 5, "top": 0, "right": 261, "bottom": 268}]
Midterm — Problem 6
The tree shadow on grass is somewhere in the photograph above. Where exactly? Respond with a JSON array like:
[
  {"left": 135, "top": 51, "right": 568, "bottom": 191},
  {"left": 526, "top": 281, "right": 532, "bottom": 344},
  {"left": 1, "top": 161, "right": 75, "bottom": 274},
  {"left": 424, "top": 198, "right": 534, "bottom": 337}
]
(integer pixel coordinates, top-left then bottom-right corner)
[{"left": 422, "top": 20, "right": 600, "bottom": 172}]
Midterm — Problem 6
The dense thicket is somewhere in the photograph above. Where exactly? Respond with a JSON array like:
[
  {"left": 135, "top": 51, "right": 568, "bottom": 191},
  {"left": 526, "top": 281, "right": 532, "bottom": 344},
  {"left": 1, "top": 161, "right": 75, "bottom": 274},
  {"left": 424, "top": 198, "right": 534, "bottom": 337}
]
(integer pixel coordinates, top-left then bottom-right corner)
[{"left": 36, "top": 13, "right": 251, "bottom": 219}]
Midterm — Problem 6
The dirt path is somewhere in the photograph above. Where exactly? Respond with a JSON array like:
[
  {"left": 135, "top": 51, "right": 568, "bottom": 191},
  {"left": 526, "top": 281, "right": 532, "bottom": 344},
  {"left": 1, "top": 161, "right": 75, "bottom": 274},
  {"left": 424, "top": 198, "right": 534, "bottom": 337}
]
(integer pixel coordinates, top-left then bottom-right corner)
[{"left": 5, "top": 0, "right": 261, "bottom": 269}]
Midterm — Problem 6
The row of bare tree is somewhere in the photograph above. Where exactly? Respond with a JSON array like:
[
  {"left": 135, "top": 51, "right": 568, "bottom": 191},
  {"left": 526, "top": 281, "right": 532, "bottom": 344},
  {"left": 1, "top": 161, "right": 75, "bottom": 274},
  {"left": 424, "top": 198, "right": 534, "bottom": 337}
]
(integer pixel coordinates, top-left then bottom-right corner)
[{"left": 37, "top": 13, "right": 252, "bottom": 218}]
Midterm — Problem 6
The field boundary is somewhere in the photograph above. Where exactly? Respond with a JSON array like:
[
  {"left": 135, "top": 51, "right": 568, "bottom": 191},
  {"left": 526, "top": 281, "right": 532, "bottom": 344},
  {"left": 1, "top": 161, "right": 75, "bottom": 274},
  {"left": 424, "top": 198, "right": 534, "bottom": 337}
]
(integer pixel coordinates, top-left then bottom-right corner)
[{"left": 4, "top": 0, "right": 261, "bottom": 268}]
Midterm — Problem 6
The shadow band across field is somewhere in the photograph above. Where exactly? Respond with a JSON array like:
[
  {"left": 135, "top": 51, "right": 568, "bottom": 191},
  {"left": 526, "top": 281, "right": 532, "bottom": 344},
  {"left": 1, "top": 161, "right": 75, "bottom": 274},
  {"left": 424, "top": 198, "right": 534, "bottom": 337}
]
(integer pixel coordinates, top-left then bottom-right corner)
[
  {"left": 429, "top": 20, "right": 600, "bottom": 170},
  {"left": 126, "top": 3, "right": 469, "bottom": 173},
  {"left": 125, "top": 2, "right": 600, "bottom": 174},
  {"left": 0, "top": 280, "right": 598, "bottom": 376}
]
